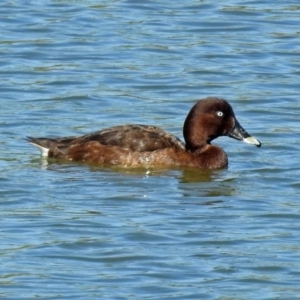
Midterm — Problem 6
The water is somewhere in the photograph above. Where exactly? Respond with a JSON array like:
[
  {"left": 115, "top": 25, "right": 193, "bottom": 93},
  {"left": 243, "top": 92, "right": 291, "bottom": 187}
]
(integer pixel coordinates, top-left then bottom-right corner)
[{"left": 1, "top": 0, "right": 300, "bottom": 299}]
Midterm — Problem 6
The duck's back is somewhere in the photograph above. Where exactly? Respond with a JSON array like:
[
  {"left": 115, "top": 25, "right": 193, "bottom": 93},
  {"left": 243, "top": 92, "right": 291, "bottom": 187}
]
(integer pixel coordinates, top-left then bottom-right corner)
[
  {"left": 84, "top": 124, "right": 185, "bottom": 152},
  {"left": 82, "top": 125, "right": 185, "bottom": 152},
  {"left": 28, "top": 124, "right": 186, "bottom": 157}
]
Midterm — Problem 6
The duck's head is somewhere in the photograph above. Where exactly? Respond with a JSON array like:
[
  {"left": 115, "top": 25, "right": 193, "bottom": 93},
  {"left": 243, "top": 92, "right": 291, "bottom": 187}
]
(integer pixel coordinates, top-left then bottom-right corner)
[{"left": 183, "top": 97, "right": 261, "bottom": 151}]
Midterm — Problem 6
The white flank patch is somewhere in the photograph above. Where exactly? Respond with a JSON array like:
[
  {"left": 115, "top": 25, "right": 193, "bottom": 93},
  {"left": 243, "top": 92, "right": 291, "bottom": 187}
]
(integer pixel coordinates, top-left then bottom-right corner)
[{"left": 30, "top": 143, "right": 49, "bottom": 157}]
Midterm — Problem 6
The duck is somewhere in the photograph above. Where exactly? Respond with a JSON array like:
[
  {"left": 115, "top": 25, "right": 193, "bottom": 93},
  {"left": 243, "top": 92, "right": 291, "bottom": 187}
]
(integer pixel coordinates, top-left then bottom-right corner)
[{"left": 26, "top": 97, "right": 261, "bottom": 169}]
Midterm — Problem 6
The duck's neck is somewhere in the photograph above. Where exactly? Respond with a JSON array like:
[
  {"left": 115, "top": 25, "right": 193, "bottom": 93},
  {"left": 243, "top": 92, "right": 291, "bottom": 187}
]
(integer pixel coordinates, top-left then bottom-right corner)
[
  {"left": 183, "top": 120, "right": 209, "bottom": 153},
  {"left": 183, "top": 104, "right": 211, "bottom": 152},
  {"left": 193, "top": 144, "right": 228, "bottom": 169}
]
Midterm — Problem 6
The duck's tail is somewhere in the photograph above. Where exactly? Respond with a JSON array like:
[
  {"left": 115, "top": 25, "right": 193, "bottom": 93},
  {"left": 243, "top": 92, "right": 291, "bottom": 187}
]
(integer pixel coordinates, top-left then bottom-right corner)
[{"left": 26, "top": 137, "right": 53, "bottom": 157}]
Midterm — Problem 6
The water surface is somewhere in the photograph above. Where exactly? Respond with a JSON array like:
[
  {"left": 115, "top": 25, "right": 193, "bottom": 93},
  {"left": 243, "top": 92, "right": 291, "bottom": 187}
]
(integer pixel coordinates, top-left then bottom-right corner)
[{"left": 1, "top": 1, "right": 300, "bottom": 299}]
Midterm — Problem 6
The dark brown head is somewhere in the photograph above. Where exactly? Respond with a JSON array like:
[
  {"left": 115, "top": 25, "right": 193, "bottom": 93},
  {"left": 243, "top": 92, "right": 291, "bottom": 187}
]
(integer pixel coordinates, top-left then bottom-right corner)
[{"left": 183, "top": 97, "right": 261, "bottom": 151}]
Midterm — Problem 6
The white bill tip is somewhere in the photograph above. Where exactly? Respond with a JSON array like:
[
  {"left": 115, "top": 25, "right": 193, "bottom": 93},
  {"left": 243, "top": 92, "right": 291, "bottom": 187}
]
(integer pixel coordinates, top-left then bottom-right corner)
[{"left": 243, "top": 136, "right": 261, "bottom": 147}]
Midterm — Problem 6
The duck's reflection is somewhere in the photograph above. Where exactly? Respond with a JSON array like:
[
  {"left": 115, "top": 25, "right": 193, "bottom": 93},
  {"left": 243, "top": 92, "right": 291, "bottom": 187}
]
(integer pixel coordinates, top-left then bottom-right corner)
[{"left": 30, "top": 158, "right": 236, "bottom": 201}]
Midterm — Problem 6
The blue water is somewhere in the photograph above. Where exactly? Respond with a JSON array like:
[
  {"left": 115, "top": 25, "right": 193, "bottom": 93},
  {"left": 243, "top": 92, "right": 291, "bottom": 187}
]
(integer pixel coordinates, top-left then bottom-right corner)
[{"left": 1, "top": 1, "right": 300, "bottom": 299}]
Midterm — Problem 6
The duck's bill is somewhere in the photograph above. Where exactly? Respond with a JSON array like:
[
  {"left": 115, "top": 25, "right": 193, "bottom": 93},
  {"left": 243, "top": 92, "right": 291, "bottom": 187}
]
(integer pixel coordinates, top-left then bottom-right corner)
[{"left": 227, "top": 120, "right": 261, "bottom": 147}]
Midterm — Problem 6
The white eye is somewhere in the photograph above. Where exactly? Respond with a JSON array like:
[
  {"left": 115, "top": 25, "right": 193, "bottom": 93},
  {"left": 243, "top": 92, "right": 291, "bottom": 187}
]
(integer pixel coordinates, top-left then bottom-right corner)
[{"left": 216, "top": 111, "right": 223, "bottom": 117}]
